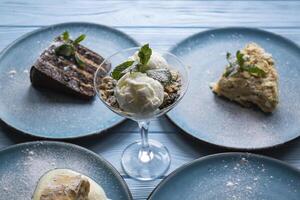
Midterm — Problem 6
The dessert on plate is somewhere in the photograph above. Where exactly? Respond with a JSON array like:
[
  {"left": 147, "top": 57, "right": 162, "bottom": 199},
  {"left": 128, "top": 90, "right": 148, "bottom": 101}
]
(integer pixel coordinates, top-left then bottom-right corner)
[
  {"left": 32, "top": 169, "right": 107, "bottom": 200},
  {"left": 97, "top": 44, "right": 182, "bottom": 117},
  {"left": 94, "top": 44, "right": 188, "bottom": 180},
  {"left": 211, "top": 43, "right": 279, "bottom": 112},
  {"left": 30, "top": 31, "right": 110, "bottom": 99}
]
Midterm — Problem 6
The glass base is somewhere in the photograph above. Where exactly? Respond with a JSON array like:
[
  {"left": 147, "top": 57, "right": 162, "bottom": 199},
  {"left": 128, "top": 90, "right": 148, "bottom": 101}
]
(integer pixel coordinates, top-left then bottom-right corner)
[{"left": 121, "top": 139, "right": 171, "bottom": 181}]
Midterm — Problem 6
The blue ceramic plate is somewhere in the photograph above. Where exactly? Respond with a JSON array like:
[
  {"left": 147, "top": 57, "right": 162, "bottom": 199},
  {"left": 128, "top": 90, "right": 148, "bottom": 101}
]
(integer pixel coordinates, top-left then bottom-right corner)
[
  {"left": 149, "top": 153, "right": 300, "bottom": 200},
  {"left": 168, "top": 27, "right": 300, "bottom": 149},
  {"left": 0, "top": 22, "right": 139, "bottom": 139},
  {"left": 0, "top": 141, "right": 132, "bottom": 200}
]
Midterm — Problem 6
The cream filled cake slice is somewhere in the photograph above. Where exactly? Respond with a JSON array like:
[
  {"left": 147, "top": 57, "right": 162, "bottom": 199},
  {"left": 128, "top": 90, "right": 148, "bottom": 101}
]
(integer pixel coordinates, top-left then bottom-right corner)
[
  {"left": 211, "top": 43, "right": 279, "bottom": 112},
  {"left": 32, "top": 169, "right": 107, "bottom": 200}
]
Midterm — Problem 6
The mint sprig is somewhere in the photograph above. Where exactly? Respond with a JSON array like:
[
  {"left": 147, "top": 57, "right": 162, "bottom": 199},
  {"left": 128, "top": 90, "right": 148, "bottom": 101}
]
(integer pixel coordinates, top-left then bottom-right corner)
[
  {"left": 62, "top": 31, "right": 69, "bottom": 41},
  {"left": 111, "top": 44, "right": 153, "bottom": 80},
  {"left": 55, "top": 43, "right": 74, "bottom": 57},
  {"left": 138, "top": 44, "right": 152, "bottom": 65},
  {"left": 55, "top": 31, "right": 86, "bottom": 68},
  {"left": 73, "top": 34, "right": 86, "bottom": 45},
  {"left": 236, "top": 50, "right": 244, "bottom": 67},
  {"left": 111, "top": 60, "right": 135, "bottom": 80},
  {"left": 137, "top": 44, "right": 152, "bottom": 72},
  {"left": 245, "top": 65, "right": 266, "bottom": 77},
  {"left": 223, "top": 50, "right": 266, "bottom": 78},
  {"left": 75, "top": 53, "right": 85, "bottom": 68}
]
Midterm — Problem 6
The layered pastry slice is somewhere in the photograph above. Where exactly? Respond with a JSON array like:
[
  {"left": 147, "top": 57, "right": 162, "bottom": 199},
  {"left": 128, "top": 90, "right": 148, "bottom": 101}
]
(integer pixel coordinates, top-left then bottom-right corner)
[
  {"left": 32, "top": 169, "right": 107, "bottom": 200},
  {"left": 211, "top": 43, "right": 279, "bottom": 112},
  {"left": 30, "top": 32, "right": 110, "bottom": 99}
]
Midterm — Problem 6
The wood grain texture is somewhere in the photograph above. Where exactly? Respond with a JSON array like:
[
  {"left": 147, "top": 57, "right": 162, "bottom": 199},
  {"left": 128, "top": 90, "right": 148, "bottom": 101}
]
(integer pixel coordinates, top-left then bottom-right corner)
[
  {"left": 1, "top": 116, "right": 300, "bottom": 200},
  {"left": 0, "top": 0, "right": 300, "bottom": 199},
  {"left": 0, "top": 27, "right": 300, "bottom": 52},
  {"left": 1, "top": 1, "right": 300, "bottom": 27}
]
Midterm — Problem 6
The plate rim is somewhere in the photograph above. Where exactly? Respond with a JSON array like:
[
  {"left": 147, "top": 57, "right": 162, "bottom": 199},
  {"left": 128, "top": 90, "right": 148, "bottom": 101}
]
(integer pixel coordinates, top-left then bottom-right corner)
[
  {"left": 0, "top": 140, "right": 133, "bottom": 200},
  {"left": 148, "top": 152, "right": 300, "bottom": 200},
  {"left": 167, "top": 26, "right": 300, "bottom": 150},
  {"left": 0, "top": 21, "right": 140, "bottom": 139}
]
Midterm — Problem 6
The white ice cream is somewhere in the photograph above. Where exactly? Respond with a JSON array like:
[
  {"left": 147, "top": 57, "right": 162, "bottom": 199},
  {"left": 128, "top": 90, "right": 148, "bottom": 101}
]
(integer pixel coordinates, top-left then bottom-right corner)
[
  {"left": 115, "top": 72, "right": 164, "bottom": 115},
  {"left": 129, "top": 51, "right": 169, "bottom": 70}
]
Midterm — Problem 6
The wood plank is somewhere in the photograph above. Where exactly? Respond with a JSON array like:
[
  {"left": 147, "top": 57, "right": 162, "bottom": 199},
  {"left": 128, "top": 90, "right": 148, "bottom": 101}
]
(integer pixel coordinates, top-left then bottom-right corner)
[
  {"left": 3, "top": 121, "right": 300, "bottom": 200},
  {"left": 0, "top": 1, "right": 300, "bottom": 199},
  {"left": 1, "top": 122, "right": 300, "bottom": 172},
  {"left": 124, "top": 178, "right": 162, "bottom": 200},
  {"left": 1, "top": 27, "right": 300, "bottom": 52},
  {"left": 0, "top": 1, "right": 299, "bottom": 27}
]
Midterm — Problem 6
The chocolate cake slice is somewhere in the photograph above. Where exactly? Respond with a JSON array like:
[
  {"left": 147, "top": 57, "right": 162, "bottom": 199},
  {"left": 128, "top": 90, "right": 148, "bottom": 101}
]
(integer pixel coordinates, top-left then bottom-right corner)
[{"left": 30, "top": 32, "right": 111, "bottom": 99}]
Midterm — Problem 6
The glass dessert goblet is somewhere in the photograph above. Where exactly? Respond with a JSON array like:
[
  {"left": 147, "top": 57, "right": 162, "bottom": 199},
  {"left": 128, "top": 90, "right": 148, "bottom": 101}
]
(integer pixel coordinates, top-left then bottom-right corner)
[{"left": 94, "top": 47, "right": 189, "bottom": 181}]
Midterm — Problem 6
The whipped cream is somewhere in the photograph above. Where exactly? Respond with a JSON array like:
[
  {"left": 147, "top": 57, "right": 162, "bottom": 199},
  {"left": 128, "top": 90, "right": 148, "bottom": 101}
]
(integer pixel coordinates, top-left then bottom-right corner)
[
  {"left": 129, "top": 51, "right": 169, "bottom": 70},
  {"left": 115, "top": 72, "right": 164, "bottom": 115}
]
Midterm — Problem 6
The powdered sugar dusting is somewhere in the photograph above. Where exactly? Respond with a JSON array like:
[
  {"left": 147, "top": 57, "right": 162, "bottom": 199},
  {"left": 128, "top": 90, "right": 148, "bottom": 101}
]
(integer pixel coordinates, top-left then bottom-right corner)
[
  {"left": 169, "top": 29, "right": 300, "bottom": 149},
  {"left": 177, "top": 154, "right": 300, "bottom": 200},
  {"left": 0, "top": 142, "right": 127, "bottom": 200}
]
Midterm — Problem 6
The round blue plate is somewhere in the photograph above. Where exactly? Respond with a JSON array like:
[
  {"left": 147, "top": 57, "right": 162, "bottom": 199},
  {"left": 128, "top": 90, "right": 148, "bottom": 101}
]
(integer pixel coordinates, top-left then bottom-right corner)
[
  {"left": 168, "top": 27, "right": 300, "bottom": 149},
  {"left": 0, "top": 22, "right": 139, "bottom": 139},
  {"left": 0, "top": 141, "right": 132, "bottom": 200},
  {"left": 149, "top": 153, "right": 300, "bottom": 200}
]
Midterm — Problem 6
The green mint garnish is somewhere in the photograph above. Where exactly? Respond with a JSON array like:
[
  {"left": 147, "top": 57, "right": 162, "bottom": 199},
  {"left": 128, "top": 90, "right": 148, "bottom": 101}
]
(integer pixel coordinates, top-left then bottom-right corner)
[
  {"left": 136, "top": 63, "right": 149, "bottom": 73},
  {"left": 111, "top": 60, "right": 135, "bottom": 80},
  {"left": 223, "top": 50, "right": 266, "bottom": 78},
  {"left": 111, "top": 44, "right": 153, "bottom": 80},
  {"left": 138, "top": 44, "right": 152, "bottom": 66},
  {"left": 73, "top": 34, "right": 86, "bottom": 45},
  {"left": 236, "top": 50, "right": 245, "bottom": 67},
  {"left": 55, "top": 43, "right": 75, "bottom": 57},
  {"left": 245, "top": 65, "right": 266, "bottom": 77},
  {"left": 75, "top": 53, "right": 85, "bottom": 68},
  {"left": 226, "top": 52, "right": 231, "bottom": 60},
  {"left": 55, "top": 32, "right": 87, "bottom": 68},
  {"left": 223, "top": 52, "right": 235, "bottom": 77},
  {"left": 62, "top": 31, "right": 69, "bottom": 41}
]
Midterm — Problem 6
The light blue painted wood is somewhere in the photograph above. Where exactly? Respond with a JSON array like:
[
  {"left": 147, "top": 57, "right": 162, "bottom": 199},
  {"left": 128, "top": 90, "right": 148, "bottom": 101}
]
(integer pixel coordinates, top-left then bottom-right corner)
[
  {"left": 0, "top": 1, "right": 299, "bottom": 27},
  {"left": 0, "top": 1, "right": 300, "bottom": 199}
]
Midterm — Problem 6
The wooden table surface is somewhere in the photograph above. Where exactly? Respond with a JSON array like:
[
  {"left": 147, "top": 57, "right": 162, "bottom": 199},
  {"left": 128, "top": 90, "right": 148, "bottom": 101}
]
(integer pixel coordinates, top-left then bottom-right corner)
[{"left": 1, "top": 0, "right": 300, "bottom": 199}]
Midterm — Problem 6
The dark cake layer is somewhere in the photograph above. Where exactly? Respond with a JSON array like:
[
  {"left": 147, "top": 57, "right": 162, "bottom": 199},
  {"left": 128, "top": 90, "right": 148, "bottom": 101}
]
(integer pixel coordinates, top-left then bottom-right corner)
[{"left": 30, "top": 37, "right": 111, "bottom": 99}]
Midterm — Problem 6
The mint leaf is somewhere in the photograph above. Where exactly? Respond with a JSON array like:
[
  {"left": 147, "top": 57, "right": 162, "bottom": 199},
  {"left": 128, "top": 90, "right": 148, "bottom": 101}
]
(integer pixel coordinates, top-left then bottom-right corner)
[
  {"left": 236, "top": 50, "right": 244, "bottom": 67},
  {"left": 136, "top": 63, "right": 149, "bottom": 73},
  {"left": 62, "top": 31, "right": 69, "bottom": 41},
  {"left": 226, "top": 52, "right": 231, "bottom": 60},
  {"left": 223, "top": 67, "right": 234, "bottom": 77},
  {"left": 73, "top": 34, "right": 86, "bottom": 45},
  {"left": 55, "top": 44, "right": 75, "bottom": 57},
  {"left": 245, "top": 66, "right": 266, "bottom": 77},
  {"left": 75, "top": 53, "right": 85, "bottom": 68},
  {"left": 138, "top": 44, "right": 152, "bottom": 66},
  {"left": 223, "top": 50, "right": 266, "bottom": 78},
  {"left": 224, "top": 52, "right": 235, "bottom": 77},
  {"left": 112, "top": 60, "right": 135, "bottom": 80}
]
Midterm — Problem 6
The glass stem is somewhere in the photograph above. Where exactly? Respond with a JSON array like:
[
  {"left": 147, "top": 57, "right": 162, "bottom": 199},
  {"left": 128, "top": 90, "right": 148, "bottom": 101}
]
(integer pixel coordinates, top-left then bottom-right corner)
[
  {"left": 138, "top": 120, "right": 150, "bottom": 149},
  {"left": 138, "top": 120, "right": 152, "bottom": 163}
]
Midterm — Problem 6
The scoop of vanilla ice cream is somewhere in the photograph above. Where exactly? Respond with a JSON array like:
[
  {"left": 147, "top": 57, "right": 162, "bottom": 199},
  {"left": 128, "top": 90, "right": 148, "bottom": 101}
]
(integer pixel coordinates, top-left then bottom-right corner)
[
  {"left": 115, "top": 72, "right": 164, "bottom": 115},
  {"left": 129, "top": 51, "right": 169, "bottom": 70}
]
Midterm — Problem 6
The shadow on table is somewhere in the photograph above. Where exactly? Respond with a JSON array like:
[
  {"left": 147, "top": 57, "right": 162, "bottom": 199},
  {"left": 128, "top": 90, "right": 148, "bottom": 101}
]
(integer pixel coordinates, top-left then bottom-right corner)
[
  {"left": 159, "top": 116, "right": 300, "bottom": 162},
  {"left": 1, "top": 115, "right": 299, "bottom": 165},
  {"left": 0, "top": 118, "right": 132, "bottom": 149}
]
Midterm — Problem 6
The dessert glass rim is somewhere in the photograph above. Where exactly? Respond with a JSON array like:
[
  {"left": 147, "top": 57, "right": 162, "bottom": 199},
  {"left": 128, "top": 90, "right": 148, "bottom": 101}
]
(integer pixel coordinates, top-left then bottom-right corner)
[{"left": 93, "top": 46, "right": 190, "bottom": 120}]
